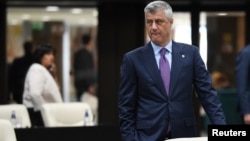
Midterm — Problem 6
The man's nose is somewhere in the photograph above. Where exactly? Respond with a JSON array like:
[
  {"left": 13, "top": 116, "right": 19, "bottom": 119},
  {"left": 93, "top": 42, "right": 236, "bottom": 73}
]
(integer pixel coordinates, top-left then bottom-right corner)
[{"left": 152, "top": 21, "right": 158, "bottom": 29}]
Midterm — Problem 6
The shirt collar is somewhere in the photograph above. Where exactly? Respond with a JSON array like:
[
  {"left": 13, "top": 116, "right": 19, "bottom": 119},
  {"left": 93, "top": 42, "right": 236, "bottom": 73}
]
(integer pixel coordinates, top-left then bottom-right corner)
[{"left": 151, "top": 40, "right": 172, "bottom": 55}]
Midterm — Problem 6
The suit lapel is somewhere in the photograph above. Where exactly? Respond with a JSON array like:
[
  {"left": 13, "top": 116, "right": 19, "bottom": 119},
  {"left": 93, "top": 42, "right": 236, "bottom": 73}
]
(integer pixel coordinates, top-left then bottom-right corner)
[
  {"left": 169, "top": 42, "right": 184, "bottom": 98},
  {"left": 139, "top": 43, "right": 167, "bottom": 98}
]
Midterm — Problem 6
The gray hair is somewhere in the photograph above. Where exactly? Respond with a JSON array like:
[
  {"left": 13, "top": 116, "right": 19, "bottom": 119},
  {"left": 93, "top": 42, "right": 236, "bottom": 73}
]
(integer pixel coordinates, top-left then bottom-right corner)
[{"left": 144, "top": 0, "right": 173, "bottom": 19}]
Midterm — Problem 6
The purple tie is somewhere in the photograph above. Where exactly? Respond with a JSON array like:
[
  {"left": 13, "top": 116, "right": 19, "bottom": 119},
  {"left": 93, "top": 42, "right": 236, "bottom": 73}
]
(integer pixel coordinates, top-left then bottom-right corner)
[
  {"left": 160, "top": 48, "right": 171, "bottom": 133},
  {"left": 159, "top": 48, "right": 170, "bottom": 94}
]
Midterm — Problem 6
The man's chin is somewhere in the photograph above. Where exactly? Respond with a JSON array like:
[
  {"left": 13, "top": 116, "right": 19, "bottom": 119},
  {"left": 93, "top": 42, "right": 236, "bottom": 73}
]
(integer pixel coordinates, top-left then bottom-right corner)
[{"left": 151, "top": 40, "right": 160, "bottom": 45}]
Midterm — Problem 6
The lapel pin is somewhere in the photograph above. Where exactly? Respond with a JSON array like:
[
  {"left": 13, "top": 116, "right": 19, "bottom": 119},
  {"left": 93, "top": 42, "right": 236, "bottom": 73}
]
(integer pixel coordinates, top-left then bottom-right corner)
[{"left": 181, "top": 54, "right": 185, "bottom": 58}]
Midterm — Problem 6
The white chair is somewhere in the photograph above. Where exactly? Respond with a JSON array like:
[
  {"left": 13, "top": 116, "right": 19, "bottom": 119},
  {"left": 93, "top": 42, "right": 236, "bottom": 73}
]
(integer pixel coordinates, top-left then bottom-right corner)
[
  {"left": 0, "top": 119, "right": 17, "bottom": 141},
  {"left": 0, "top": 104, "right": 31, "bottom": 128},
  {"left": 40, "top": 102, "right": 94, "bottom": 127},
  {"left": 167, "top": 137, "right": 208, "bottom": 141}
]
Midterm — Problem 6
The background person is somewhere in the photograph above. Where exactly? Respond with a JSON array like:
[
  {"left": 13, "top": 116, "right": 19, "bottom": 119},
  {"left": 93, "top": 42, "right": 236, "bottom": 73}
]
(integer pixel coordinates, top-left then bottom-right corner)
[
  {"left": 8, "top": 41, "right": 34, "bottom": 104},
  {"left": 211, "top": 71, "right": 231, "bottom": 90},
  {"left": 118, "top": 1, "right": 226, "bottom": 141},
  {"left": 73, "top": 34, "right": 96, "bottom": 101},
  {"left": 235, "top": 44, "right": 250, "bottom": 124},
  {"left": 23, "top": 43, "right": 63, "bottom": 127}
]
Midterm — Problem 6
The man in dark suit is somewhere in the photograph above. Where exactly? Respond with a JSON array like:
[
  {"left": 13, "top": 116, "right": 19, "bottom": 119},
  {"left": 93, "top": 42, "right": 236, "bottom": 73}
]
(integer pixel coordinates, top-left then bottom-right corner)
[
  {"left": 73, "top": 34, "right": 95, "bottom": 101},
  {"left": 118, "top": 1, "right": 226, "bottom": 141},
  {"left": 8, "top": 41, "right": 34, "bottom": 104},
  {"left": 236, "top": 44, "right": 250, "bottom": 124}
]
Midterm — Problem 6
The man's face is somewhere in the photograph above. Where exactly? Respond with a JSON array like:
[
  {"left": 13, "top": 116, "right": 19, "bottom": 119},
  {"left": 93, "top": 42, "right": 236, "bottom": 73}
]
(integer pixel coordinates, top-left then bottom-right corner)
[{"left": 145, "top": 9, "right": 173, "bottom": 47}]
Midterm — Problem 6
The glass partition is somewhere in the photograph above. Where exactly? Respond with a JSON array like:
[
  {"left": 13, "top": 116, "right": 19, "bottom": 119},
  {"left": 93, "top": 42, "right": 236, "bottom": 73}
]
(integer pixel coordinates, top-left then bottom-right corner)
[{"left": 7, "top": 6, "right": 99, "bottom": 125}]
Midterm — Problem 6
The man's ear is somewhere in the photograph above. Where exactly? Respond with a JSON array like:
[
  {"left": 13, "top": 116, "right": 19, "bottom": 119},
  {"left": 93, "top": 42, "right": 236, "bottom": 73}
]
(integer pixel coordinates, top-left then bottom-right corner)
[{"left": 169, "top": 18, "right": 173, "bottom": 24}]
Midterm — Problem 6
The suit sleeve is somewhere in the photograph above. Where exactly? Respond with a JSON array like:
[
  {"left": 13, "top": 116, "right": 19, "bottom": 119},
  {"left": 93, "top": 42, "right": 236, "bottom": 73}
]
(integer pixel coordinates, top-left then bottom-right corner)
[
  {"left": 236, "top": 49, "right": 250, "bottom": 115},
  {"left": 192, "top": 47, "right": 226, "bottom": 124},
  {"left": 118, "top": 54, "right": 139, "bottom": 141}
]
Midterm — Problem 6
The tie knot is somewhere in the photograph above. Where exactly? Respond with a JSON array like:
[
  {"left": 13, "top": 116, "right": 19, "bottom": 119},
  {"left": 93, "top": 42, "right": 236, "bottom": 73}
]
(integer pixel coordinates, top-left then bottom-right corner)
[{"left": 160, "top": 48, "right": 167, "bottom": 56}]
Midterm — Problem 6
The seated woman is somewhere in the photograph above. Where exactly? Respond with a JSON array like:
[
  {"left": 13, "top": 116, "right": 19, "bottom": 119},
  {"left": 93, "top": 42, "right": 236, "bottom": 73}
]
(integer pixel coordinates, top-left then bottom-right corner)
[{"left": 23, "top": 43, "right": 63, "bottom": 127}]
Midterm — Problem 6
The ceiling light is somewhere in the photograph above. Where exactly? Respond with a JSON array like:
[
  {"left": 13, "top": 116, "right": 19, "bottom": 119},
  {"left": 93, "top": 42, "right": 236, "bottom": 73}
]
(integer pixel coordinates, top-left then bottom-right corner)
[
  {"left": 217, "top": 13, "right": 227, "bottom": 16},
  {"left": 46, "top": 6, "right": 59, "bottom": 12},
  {"left": 71, "top": 8, "right": 82, "bottom": 14}
]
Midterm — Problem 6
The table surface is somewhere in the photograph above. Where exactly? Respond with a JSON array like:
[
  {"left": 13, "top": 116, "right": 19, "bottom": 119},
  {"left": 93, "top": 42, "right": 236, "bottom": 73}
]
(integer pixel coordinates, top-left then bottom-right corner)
[{"left": 15, "top": 125, "right": 123, "bottom": 141}]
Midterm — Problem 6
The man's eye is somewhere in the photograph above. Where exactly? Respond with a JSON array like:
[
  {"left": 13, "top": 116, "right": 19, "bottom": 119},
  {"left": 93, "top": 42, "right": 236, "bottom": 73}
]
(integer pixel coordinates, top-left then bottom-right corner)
[
  {"left": 146, "top": 21, "right": 153, "bottom": 25},
  {"left": 156, "top": 20, "right": 164, "bottom": 24}
]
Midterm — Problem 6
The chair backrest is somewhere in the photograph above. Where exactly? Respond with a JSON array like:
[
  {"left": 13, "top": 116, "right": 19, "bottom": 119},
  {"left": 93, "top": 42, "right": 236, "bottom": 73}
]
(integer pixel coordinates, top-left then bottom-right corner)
[
  {"left": 167, "top": 137, "right": 208, "bottom": 141},
  {"left": 0, "top": 119, "right": 17, "bottom": 141},
  {"left": 40, "top": 102, "right": 93, "bottom": 127},
  {"left": 0, "top": 104, "right": 31, "bottom": 128}
]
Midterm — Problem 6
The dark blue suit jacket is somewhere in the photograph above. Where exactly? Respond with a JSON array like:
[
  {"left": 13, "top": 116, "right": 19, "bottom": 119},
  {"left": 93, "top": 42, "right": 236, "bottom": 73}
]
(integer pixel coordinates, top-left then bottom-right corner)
[
  {"left": 236, "top": 45, "right": 250, "bottom": 115},
  {"left": 118, "top": 41, "right": 226, "bottom": 141}
]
